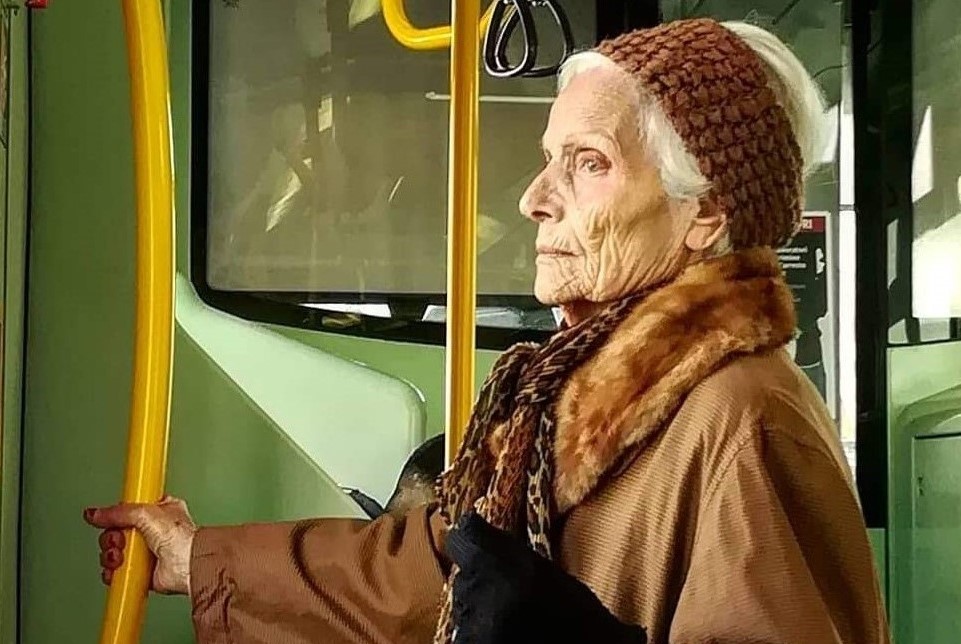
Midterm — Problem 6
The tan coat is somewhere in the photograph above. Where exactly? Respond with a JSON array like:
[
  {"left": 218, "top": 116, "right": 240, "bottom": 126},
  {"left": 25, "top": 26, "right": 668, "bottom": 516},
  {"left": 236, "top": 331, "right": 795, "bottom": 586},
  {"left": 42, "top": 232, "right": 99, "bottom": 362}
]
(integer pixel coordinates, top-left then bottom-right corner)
[
  {"left": 190, "top": 253, "right": 889, "bottom": 644},
  {"left": 190, "top": 353, "right": 887, "bottom": 644}
]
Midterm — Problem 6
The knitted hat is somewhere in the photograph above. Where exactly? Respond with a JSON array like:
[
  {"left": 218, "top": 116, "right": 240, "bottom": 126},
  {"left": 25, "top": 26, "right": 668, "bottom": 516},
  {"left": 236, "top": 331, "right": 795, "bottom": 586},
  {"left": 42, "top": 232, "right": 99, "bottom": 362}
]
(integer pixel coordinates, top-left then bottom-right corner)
[{"left": 596, "top": 19, "right": 804, "bottom": 249}]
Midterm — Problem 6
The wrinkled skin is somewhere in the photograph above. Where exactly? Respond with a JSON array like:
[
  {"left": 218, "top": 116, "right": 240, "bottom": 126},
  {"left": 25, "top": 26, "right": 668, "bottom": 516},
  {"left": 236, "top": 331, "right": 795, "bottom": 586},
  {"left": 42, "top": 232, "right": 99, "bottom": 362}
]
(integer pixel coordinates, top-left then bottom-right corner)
[
  {"left": 520, "top": 65, "right": 726, "bottom": 324},
  {"left": 84, "top": 61, "right": 729, "bottom": 597},
  {"left": 84, "top": 496, "right": 196, "bottom": 595}
]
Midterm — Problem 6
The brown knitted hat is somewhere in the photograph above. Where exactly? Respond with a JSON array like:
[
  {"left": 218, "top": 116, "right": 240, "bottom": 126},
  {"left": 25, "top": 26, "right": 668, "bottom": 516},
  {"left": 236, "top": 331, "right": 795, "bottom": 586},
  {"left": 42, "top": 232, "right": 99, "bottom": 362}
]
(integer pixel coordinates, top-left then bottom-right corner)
[{"left": 596, "top": 19, "right": 804, "bottom": 249}]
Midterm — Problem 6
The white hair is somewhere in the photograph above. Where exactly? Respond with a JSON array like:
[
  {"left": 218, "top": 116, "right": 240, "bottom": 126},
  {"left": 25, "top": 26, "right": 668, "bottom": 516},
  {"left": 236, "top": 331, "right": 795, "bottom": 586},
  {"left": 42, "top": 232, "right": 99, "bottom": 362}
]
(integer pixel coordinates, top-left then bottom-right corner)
[{"left": 557, "top": 21, "right": 828, "bottom": 202}]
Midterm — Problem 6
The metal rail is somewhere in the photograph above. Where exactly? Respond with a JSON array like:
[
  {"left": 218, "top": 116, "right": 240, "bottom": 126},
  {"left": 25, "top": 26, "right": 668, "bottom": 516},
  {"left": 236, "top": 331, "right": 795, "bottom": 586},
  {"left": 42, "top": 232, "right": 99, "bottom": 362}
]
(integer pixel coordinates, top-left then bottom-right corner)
[
  {"left": 382, "top": 0, "right": 493, "bottom": 50},
  {"left": 443, "top": 0, "right": 482, "bottom": 462},
  {"left": 98, "top": 0, "right": 175, "bottom": 641},
  {"left": 382, "top": 0, "right": 482, "bottom": 462}
]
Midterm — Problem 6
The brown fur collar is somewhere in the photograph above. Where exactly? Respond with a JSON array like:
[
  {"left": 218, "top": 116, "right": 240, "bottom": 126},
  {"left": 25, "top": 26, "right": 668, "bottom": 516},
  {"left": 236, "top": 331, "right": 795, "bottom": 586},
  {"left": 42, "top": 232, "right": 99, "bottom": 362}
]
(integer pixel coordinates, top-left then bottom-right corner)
[
  {"left": 552, "top": 247, "right": 796, "bottom": 512},
  {"left": 387, "top": 249, "right": 795, "bottom": 519}
]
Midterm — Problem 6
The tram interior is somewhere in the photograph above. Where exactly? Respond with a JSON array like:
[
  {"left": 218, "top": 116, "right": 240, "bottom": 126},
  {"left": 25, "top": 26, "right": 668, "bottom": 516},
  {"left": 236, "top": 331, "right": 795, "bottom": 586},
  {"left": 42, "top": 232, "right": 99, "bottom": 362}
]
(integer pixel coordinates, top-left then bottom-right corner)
[{"left": 0, "top": 0, "right": 959, "bottom": 642}]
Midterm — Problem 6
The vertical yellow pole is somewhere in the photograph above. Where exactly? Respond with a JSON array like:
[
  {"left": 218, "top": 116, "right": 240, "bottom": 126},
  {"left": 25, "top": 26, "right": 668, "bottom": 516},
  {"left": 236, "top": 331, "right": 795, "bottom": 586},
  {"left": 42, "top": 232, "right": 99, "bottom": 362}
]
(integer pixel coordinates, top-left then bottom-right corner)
[
  {"left": 99, "top": 0, "right": 175, "bottom": 642},
  {"left": 445, "top": 0, "right": 480, "bottom": 464}
]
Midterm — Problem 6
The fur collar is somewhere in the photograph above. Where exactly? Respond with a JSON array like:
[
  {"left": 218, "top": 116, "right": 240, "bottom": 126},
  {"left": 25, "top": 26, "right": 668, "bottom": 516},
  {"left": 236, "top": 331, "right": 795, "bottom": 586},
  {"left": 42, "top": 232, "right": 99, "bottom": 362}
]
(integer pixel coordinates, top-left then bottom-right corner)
[{"left": 552, "top": 247, "right": 796, "bottom": 512}]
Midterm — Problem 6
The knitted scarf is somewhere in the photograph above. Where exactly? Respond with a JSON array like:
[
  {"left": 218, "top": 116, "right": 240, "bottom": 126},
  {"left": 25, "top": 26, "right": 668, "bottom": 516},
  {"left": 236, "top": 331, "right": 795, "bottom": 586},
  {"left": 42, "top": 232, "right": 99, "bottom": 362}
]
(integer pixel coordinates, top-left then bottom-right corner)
[{"left": 431, "top": 292, "right": 646, "bottom": 642}]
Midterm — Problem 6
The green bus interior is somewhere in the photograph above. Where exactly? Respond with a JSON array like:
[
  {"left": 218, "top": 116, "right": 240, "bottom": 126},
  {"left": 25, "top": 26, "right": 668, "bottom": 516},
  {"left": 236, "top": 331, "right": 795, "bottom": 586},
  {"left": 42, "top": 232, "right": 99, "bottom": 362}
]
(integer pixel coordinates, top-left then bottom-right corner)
[{"left": 0, "top": 0, "right": 959, "bottom": 641}]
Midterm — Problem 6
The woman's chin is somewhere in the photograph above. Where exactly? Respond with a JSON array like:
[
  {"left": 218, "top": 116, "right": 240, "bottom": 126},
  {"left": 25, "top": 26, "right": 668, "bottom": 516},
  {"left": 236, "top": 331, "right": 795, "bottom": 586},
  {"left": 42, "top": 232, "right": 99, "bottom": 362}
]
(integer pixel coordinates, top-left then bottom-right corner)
[
  {"left": 533, "top": 270, "right": 590, "bottom": 307},
  {"left": 533, "top": 281, "right": 561, "bottom": 306}
]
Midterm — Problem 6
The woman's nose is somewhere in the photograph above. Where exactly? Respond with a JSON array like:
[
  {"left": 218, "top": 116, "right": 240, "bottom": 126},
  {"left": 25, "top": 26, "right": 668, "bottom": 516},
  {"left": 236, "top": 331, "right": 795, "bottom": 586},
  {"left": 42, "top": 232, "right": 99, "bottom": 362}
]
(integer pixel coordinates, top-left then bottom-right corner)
[{"left": 519, "top": 175, "right": 562, "bottom": 223}]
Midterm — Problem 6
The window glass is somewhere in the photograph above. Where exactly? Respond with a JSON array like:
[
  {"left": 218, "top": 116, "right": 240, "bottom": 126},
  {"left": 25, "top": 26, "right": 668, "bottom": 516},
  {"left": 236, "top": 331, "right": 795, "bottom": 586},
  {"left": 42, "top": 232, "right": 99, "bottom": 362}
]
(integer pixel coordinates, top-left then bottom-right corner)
[
  {"left": 911, "top": 0, "right": 961, "bottom": 319},
  {"left": 204, "top": 0, "right": 595, "bottom": 326}
]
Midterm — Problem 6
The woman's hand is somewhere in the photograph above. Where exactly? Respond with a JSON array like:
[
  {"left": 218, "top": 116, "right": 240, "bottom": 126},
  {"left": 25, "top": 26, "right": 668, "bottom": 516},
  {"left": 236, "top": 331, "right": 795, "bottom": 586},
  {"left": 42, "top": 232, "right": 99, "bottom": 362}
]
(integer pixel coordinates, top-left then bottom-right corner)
[{"left": 83, "top": 495, "right": 197, "bottom": 596}]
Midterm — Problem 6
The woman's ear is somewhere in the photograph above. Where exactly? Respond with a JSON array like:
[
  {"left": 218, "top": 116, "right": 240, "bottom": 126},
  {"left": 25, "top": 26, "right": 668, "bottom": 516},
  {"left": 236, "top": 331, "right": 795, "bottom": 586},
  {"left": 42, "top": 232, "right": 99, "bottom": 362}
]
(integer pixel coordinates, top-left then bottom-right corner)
[{"left": 684, "top": 201, "right": 729, "bottom": 253}]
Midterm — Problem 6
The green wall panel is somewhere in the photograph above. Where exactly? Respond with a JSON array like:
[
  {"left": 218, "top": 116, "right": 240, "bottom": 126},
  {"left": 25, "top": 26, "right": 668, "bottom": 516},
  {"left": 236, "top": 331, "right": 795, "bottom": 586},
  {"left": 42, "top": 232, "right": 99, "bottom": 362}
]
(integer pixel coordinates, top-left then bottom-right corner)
[
  {"left": 177, "top": 275, "right": 428, "bottom": 505},
  {"left": 887, "top": 341, "right": 961, "bottom": 644},
  {"left": 21, "top": 1, "right": 138, "bottom": 641},
  {"left": 0, "top": 5, "right": 30, "bottom": 642},
  {"left": 909, "top": 435, "right": 961, "bottom": 643},
  {"left": 142, "top": 329, "right": 365, "bottom": 644},
  {"left": 279, "top": 328, "right": 500, "bottom": 438},
  {"left": 166, "top": 330, "right": 363, "bottom": 525}
]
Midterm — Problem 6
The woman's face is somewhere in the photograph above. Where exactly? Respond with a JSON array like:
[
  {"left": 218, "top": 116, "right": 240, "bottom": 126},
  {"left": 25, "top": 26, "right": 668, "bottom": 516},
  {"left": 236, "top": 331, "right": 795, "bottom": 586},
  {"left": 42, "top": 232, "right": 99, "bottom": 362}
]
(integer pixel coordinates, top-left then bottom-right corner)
[{"left": 520, "top": 65, "right": 696, "bottom": 306}]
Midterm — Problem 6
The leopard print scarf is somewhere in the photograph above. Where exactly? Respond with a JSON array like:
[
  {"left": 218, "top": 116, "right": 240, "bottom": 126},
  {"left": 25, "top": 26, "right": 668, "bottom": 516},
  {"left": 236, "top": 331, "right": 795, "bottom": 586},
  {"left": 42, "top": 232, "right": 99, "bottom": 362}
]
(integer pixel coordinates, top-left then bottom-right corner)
[{"left": 432, "top": 294, "right": 645, "bottom": 643}]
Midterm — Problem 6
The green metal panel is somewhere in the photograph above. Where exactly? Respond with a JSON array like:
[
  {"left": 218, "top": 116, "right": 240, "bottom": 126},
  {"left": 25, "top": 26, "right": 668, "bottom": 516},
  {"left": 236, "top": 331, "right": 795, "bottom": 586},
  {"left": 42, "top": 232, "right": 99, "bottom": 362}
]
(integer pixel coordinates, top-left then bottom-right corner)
[
  {"left": 888, "top": 341, "right": 961, "bottom": 643},
  {"left": 280, "top": 327, "right": 501, "bottom": 438},
  {"left": 21, "top": 1, "right": 139, "bottom": 642},
  {"left": 177, "top": 274, "right": 428, "bottom": 504},
  {"left": 166, "top": 329, "right": 364, "bottom": 524},
  {"left": 0, "top": 5, "right": 29, "bottom": 642},
  {"left": 141, "top": 328, "right": 366, "bottom": 644},
  {"left": 910, "top": 433, "right": 961, "bottom": 643}
]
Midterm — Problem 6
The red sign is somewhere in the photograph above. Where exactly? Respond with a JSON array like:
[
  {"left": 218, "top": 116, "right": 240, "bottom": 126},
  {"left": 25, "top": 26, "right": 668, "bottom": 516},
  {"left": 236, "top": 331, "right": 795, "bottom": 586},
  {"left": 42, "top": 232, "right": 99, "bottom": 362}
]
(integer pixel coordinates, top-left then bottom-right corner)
[{"left": 797, "top": 214, "right": 826, "bottom": 233}]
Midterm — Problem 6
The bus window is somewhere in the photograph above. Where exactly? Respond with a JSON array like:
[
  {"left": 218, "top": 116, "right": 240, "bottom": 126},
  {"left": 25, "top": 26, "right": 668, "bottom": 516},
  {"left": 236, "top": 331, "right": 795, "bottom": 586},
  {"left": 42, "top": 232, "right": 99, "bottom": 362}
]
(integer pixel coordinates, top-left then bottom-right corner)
[
  {"left": 911, "top": 0, "right": 961, "bottom": 321},
  {"left": 194, "top": 0, "right": 596, "bottom": 345}
]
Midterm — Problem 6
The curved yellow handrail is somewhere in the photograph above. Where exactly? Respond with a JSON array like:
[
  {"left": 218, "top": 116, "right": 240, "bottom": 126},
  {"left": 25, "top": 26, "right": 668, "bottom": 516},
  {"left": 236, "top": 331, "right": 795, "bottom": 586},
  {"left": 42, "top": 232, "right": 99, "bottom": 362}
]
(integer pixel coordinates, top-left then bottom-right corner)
[
  {"left": 99, "top": 0, "right": 175, "bottom": 642},
  {"left": 382, "top": 0, "right": 494, "bottom": 51},
  {"left": 444, "top": 0, "right": 481, "bottom": 463}
]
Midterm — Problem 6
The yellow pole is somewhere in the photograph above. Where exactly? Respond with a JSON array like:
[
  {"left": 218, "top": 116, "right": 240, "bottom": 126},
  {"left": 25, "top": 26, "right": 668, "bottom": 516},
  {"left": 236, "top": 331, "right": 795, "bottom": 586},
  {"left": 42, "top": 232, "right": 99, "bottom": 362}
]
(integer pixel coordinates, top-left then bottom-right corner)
[
  {"left": 445, "top": 0, "right": 480, "bottom": 464},
  {"left": 99, "top": 0, "right": 175, "bottom": 642},
  {"left": 381, "top": 0, "right": 494, "bottom": 51}
]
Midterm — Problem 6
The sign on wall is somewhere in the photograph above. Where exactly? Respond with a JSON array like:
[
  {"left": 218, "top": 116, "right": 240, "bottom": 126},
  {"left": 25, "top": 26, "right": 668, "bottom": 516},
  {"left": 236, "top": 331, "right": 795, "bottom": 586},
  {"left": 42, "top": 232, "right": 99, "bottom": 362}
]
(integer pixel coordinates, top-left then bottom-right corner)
[{"left": 776, "top": 212, "right": 837, "bottom": 418}]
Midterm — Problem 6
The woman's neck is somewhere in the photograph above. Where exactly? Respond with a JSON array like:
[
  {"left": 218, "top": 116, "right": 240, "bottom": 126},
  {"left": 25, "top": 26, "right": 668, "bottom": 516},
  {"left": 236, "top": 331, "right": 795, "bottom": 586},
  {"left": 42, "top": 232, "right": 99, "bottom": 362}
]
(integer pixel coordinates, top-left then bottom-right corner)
[
  {"left": 557, "top": 244, "right": 737, "bottom": 327},
  {"left": 559, "top": 301, "right": 604, "bottom": 327}
]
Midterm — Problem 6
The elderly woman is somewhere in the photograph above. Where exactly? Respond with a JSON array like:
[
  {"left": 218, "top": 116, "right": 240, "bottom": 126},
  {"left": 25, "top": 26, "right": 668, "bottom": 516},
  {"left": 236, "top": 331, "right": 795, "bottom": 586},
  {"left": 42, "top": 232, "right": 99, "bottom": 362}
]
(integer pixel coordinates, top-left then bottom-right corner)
[{"left": 85, "top": 19, "right": 889, "bottom": 644}]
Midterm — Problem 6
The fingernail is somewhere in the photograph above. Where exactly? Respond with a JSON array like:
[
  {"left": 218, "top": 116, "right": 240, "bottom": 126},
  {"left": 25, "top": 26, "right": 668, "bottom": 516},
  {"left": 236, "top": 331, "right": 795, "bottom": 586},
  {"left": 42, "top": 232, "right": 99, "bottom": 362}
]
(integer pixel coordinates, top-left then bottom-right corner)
[{"left": 83, "top": 508, "right": 95, "bottom": 521}]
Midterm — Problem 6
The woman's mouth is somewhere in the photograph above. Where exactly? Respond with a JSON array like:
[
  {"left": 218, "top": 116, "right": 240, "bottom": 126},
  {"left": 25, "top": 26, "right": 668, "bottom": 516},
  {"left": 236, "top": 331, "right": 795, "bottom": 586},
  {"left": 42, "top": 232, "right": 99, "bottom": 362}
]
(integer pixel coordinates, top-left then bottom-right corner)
[{"left": 536, "top": 246, "right": 576, "bottom": 258}]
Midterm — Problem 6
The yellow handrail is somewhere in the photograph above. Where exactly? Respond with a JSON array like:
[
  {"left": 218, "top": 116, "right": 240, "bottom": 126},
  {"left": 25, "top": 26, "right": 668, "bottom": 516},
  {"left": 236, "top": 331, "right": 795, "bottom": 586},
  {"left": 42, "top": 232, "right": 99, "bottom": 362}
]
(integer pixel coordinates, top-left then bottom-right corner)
[
  {"left": 444, "top": 0, "right": 481, "bottom": 463},
  {"left": 382, "top": 0, "right": 494, "bottom": 51},
  {"left": 380, "top": 0, "right": 482, "bottom": 460},
  {"left": 99, "top": 0, "right": 175, "bottom": 642}
]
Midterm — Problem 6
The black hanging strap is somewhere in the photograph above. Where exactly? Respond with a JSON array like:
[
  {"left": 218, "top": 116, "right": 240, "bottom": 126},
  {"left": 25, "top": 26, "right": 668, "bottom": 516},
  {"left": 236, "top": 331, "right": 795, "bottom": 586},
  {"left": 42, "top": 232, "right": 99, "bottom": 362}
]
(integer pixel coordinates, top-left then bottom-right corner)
[{"left": 483, "top": 0, "right": 574, "bottom": 78}]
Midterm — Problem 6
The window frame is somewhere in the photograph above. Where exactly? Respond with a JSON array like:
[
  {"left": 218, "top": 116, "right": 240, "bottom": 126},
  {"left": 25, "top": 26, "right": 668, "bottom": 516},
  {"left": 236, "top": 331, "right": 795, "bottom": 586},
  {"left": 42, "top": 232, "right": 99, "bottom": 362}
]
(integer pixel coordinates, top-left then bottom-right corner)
[
  {"left": 852, "top": 0, "right": 889, "bottom": 530},
  {"left": 853, "top": 0, "right": 961, "bottom": 529}
]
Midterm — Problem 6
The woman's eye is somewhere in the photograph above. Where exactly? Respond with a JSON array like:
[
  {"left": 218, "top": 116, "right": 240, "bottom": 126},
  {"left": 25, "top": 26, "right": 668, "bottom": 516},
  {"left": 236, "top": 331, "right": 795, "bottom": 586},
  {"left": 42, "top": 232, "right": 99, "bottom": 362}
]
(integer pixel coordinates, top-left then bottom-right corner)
[{"left": 575, "top": 150, "right": 609, "bottom": 175}]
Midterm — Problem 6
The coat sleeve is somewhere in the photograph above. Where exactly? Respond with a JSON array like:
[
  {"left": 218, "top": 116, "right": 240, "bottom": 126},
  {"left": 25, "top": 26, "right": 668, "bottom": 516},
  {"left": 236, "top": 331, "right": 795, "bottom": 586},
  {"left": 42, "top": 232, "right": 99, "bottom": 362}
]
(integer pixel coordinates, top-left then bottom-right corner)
[
  {"left": 669, "top": 430, "right": 889, "bottom": 644},
  {"left": 189, "top": 504, "right": 449, "bottom": 644}
]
